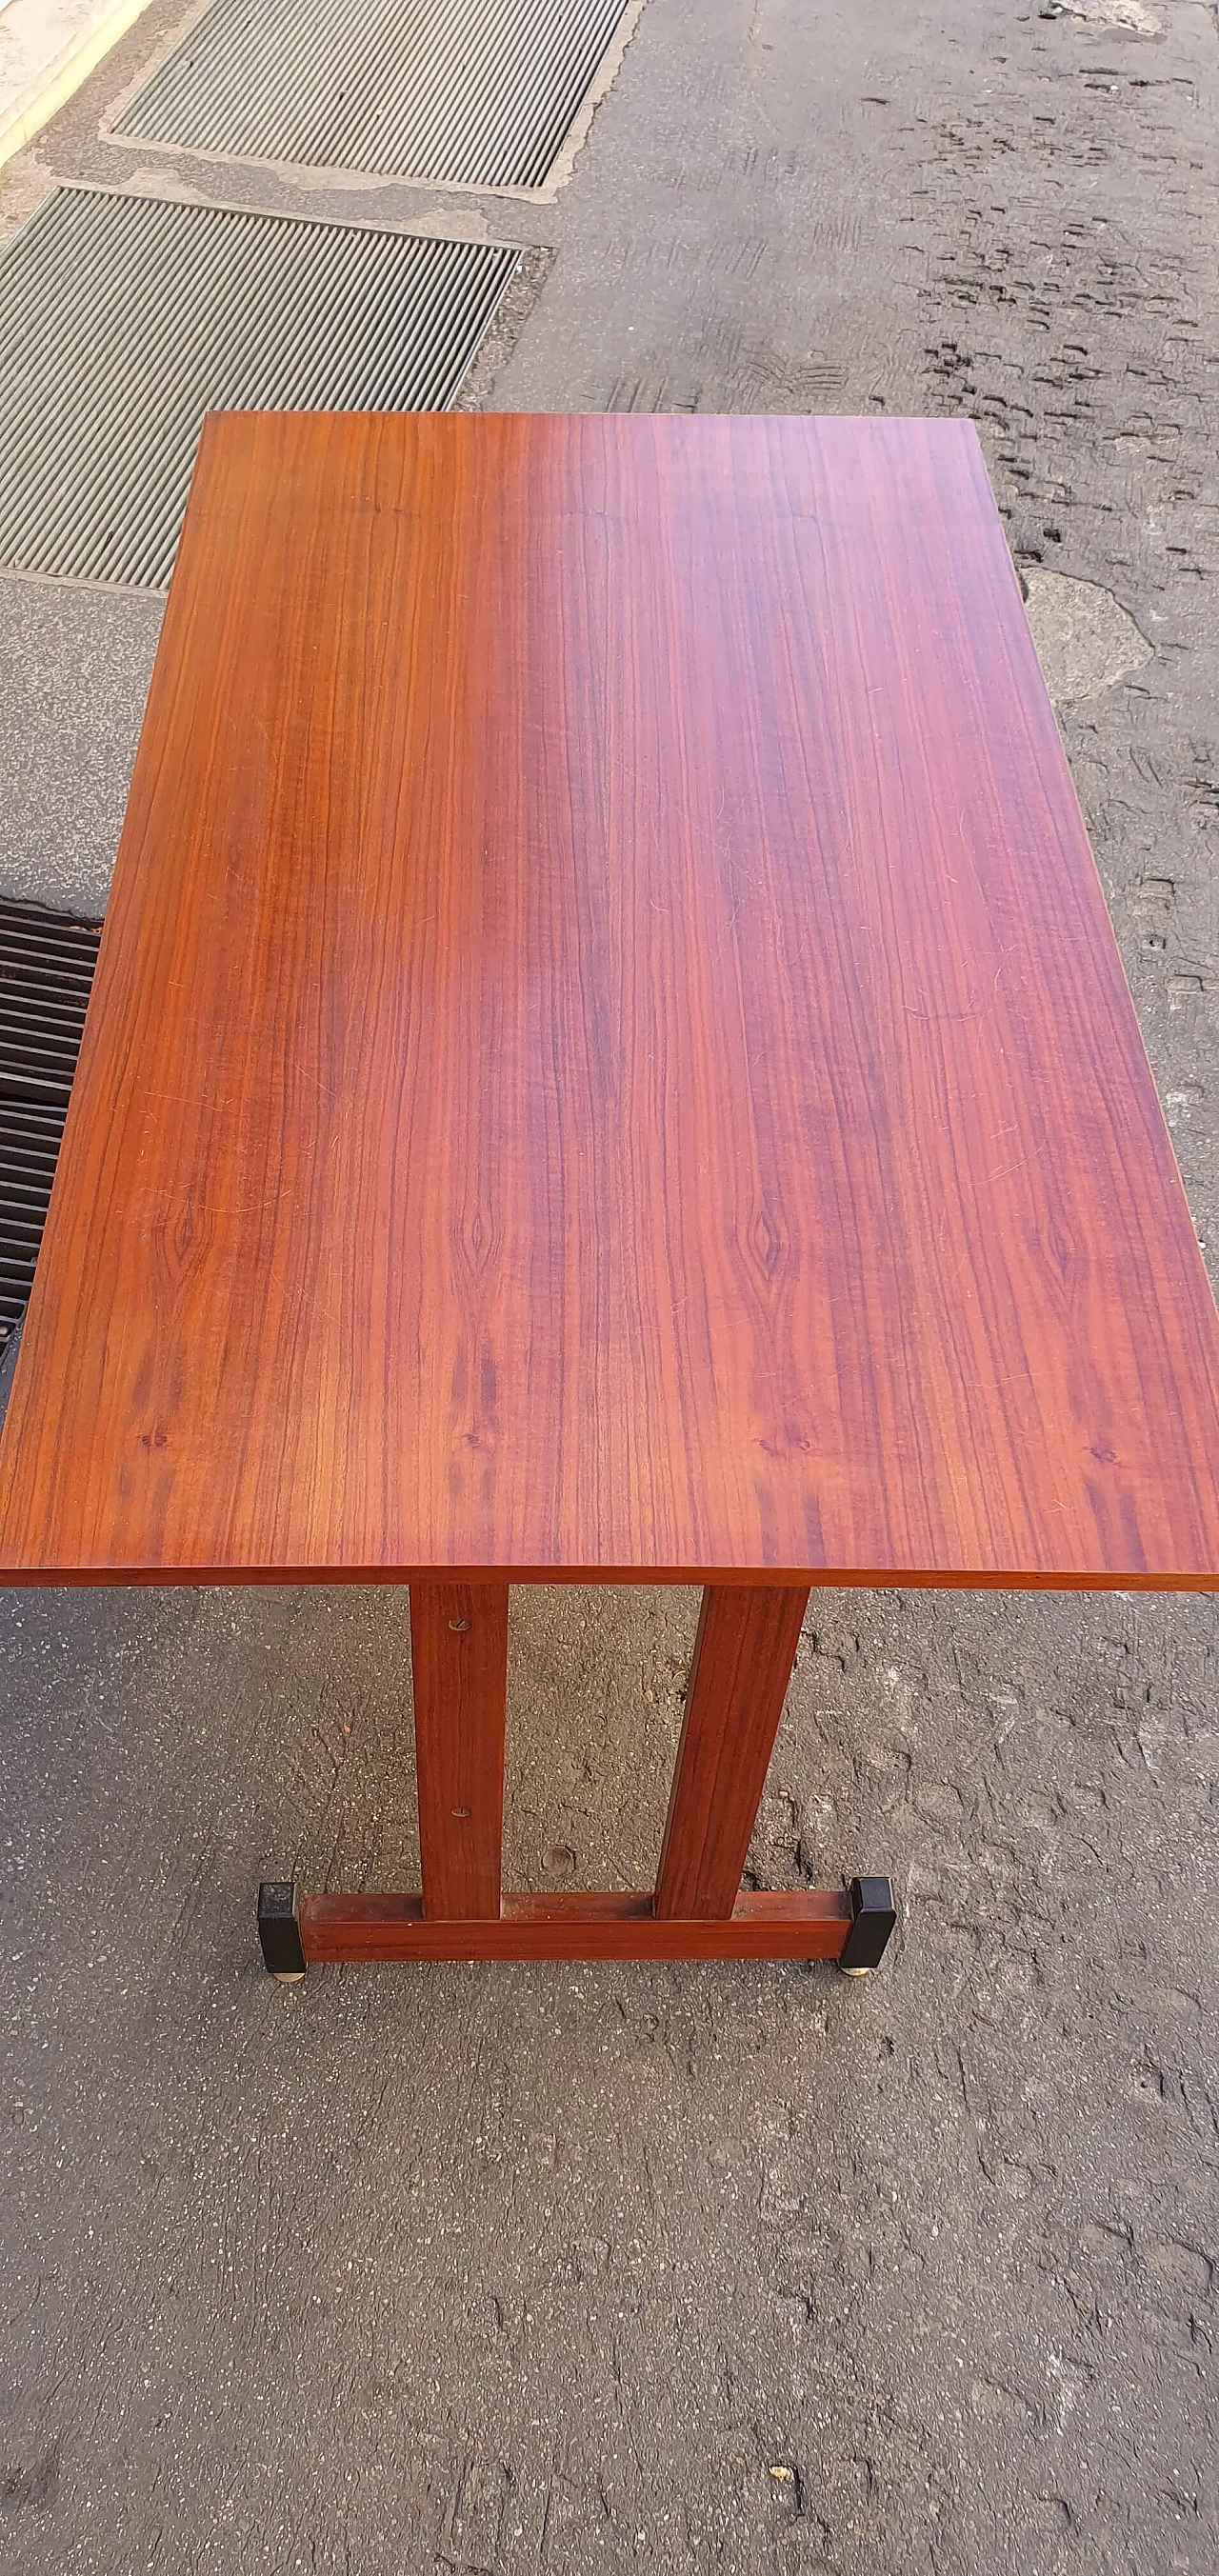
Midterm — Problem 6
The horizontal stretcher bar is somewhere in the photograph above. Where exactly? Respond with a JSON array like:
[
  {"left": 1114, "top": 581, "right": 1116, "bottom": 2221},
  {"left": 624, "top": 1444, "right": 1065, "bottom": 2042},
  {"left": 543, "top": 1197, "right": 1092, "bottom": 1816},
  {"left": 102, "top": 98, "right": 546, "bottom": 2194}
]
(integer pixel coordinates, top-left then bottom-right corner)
[{"left": 258, "top": 1880, "right": 898, "bottom": 1969}]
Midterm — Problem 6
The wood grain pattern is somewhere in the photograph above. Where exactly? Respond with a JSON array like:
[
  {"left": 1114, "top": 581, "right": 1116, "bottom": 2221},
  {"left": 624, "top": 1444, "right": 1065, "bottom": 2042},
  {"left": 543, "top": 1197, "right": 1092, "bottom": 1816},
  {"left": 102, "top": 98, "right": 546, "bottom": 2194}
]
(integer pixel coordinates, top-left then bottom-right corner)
[
  {"left": 655, "top": 1586, "right": 809, "bottom": 1917},
  {"left": 2, "top": 409, "right": 1219, "bottom": 1586},
  {"left": 298, "top": 1887, "right": 852, "bottom": 1964},
  {"left": 410, "top": 1582, "right": 508, "bottom": 1918}
]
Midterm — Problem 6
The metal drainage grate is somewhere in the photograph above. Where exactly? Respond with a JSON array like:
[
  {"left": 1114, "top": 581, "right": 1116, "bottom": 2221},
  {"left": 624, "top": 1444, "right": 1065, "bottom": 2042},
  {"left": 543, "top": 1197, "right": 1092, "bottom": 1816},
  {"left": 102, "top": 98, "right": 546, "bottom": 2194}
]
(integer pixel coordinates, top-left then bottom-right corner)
[
  {"left": 114, "top": 0, "right": 632, "bottom": 190},
  {"left": 0, "top": 187, "right": 519, "bottom": 590},
  {"left": 0, "top": 902, "right": 102, "bottom": 1348}
]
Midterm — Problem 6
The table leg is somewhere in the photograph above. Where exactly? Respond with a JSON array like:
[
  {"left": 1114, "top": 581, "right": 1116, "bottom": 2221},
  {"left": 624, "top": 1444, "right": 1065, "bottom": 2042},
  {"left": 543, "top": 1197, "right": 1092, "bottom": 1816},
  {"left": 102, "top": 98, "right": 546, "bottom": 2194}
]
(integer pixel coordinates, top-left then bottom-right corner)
[
  {"left": 410, "top": 1581, "right": 509, "bottom": 1921},
  {"left": 653, "top": 1585, "right": 810, "bottom": 1920},
  {"left": 257, "top": 1581, "right": 896, "bottom": 1977}
]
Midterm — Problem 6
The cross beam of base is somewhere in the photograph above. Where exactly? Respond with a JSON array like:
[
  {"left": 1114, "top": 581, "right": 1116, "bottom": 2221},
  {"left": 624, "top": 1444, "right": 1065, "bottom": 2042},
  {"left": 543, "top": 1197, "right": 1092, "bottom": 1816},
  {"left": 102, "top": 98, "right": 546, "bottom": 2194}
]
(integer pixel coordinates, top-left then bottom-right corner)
[{"left": 258, "top": 1877, "right": 897, "bottom": 1972}]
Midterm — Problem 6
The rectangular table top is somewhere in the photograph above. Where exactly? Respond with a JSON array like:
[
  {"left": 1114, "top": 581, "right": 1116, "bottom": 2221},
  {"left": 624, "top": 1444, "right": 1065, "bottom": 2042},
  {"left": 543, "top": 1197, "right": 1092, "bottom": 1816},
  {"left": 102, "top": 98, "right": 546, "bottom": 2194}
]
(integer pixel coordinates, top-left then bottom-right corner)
[{"left": 3, "top": 409, "right": 1218, "bottom": 1588}]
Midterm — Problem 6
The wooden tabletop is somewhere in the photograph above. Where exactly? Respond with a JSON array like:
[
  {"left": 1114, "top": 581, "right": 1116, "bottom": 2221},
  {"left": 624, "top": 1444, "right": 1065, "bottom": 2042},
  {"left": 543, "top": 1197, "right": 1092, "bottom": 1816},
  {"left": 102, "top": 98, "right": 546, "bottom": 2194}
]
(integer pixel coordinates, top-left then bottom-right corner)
[{"left": 3, "top": 409, "right": 1218, "bottom": 1588}]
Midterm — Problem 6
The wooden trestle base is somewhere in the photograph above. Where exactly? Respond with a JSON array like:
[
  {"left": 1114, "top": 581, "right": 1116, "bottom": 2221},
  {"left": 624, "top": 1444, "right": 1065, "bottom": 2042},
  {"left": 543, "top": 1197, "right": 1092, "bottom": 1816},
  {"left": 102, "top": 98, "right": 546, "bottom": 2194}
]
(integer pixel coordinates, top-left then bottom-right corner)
[
  {"left": 258, "top": 1879, "right": 898, "bottom": 1974},
  {"left": 256, "top": 1583, "right": 897, "bottom": 1984}
]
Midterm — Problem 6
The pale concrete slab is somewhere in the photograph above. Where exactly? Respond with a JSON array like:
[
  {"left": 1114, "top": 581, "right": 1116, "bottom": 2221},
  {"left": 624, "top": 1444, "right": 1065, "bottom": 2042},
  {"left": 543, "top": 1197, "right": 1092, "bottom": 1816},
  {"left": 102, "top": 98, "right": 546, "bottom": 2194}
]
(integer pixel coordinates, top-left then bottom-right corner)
[
  {"left": 0, "top": 0, "right": 153, "bottom": 165},
  {"left": 1024, "top": 569, "right": 1153, "bottom": 710}
]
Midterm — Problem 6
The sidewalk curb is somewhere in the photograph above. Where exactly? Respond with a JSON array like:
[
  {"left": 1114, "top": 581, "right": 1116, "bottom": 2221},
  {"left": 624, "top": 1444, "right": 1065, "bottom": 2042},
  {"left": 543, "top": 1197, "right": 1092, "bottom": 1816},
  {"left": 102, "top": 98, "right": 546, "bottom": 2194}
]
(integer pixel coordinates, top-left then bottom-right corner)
[{"left": 0, "top": 0, "right": 154, "bottom": 168}]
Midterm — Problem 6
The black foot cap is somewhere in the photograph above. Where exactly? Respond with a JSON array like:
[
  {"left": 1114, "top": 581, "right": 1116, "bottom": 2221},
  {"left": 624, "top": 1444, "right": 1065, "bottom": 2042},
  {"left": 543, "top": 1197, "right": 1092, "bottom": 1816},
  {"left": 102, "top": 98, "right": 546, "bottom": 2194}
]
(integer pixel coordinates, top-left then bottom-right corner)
[
  {"left": 258, "top": 1881, "right": 306, "bottom": 1977},
  {"left": 838, "top": 1875, "right": 897, "bottom": 1974}
]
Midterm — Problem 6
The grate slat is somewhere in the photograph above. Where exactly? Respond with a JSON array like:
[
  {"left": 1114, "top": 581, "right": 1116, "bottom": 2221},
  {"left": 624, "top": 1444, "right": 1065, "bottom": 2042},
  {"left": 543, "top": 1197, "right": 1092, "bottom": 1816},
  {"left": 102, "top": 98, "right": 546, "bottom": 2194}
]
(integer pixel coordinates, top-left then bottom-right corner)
[
  {"left": 0, "top": 903, "right": 102, "bottom": 1345},
  {"left": 0, "top": 188, "right": 519, "bottom": 591},
  {"left": 114, "top": 0, "right": 632, "bottom": 190}
]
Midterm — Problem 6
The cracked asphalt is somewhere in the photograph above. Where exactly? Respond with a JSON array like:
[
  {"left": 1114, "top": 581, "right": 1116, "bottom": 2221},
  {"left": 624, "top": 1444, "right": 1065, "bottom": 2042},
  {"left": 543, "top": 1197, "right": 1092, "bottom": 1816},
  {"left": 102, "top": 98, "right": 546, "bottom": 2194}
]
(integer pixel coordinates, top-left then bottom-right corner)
[{"left": 2, "top": 1, "right": 1218, "bottom": 2570}]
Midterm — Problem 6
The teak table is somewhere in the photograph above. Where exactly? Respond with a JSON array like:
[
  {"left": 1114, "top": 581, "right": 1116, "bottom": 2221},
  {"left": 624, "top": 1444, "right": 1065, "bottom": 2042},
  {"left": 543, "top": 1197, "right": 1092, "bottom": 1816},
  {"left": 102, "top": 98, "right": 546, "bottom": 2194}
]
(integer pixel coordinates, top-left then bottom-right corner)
[{"left": 4, "top": 412, "right": 1219, "bottom": 1983}]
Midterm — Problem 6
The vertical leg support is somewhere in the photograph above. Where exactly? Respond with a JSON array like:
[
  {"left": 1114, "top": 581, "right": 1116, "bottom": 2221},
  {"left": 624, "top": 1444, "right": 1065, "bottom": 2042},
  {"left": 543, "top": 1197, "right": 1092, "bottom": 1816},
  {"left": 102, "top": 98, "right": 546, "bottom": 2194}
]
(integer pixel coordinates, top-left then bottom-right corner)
[
  {"left": 654, "top": 1584, "right": 809, "bottom": 1920},
  {"left": 410, "top": 1582, "right": 509, "bottom": 1920}
]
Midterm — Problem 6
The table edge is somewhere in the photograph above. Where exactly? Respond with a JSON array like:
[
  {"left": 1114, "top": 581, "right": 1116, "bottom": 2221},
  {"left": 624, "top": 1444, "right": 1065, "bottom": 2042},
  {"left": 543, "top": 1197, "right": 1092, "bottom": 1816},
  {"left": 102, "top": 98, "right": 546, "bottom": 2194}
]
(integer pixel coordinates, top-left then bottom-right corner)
[{"left": 0, "top": 1562, "right": 1215, "bottom": 1592}]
